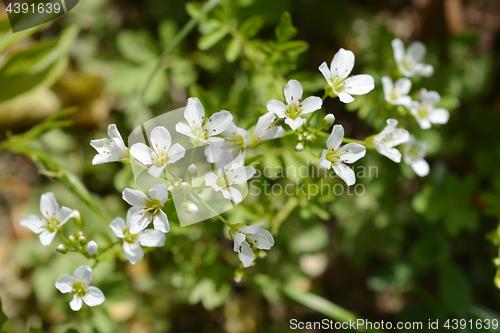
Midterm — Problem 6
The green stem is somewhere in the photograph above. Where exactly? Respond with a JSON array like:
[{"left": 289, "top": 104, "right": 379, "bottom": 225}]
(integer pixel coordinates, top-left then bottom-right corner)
[
  {"left": 306, "top": 146, "right": 321, "bottom": 158},
  {"left": 93, "top": 241, "right": 120, "bottom": 268},
  {"left": 342, "top": 138, "right": 365, "bottom": 145},
  {"left": 321, "top": 93, "right": 328, "bottom": 101},
  {"left": 189, "top": 191, "right": 232, "bottom": 228},
  {"left": 139, "top": 0, "right": 221, "bottom": 111}
]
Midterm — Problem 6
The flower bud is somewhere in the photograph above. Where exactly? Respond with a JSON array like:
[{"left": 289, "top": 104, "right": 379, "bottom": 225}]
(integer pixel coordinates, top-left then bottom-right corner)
[
  {"left": 73, "top": 210, "right": 85, "bottom": 229},
  {"left": 188, "top": 164, "right": 197, "bottom": 175},
  {"left": 174, "top": 178, "right": 182, "bottom": 187},
  {"left": 295, "top": 143, "right": 304, "bottom": 151},
  {"left": 495, "top": 275, "right": 500, "bottom": 289},
  {"left": 57, "top": 244, "right": 68, "bottom": 254},
  {"left": 79, "top": 235, "right": 88, "bottom": 246},
  {"left": 258, "top": 250, "right": 267, "bottom": 258},
  {"left": 68, "top": 235, "right": 76, "bottom": 246},
  {"left": 321, "top": 114, "right": 335, "bottom": 130},
  {"left": 306, "top": 134, "right": 316, "bottom": 142},
  {"left": 86, "top": 241, "right": 98, "bottom": 256},
  {"left": 181, "top": 201, "right": 198, "bottom": 214},
  {"left": 494, "top": 258, "right": 500, "bottom": 267},
  {"left": 167, "top": 184, "right": 175, "bottom": 193},
  {"left": 234, "top": 269, "right": 244, "bottom": 284},
  {"left": 296, "top": 133, "right": 304, "bottom": 141}
]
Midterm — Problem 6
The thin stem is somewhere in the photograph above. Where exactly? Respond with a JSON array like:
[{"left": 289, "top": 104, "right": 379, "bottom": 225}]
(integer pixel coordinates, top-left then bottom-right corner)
[
  {"left": 321, "top": 93, "right": 328, "bottom": 101},
  {"left": 306, "top": 146, "right": 321, "bottom": 158},
  {"left": 189, "top": 191, "right": 232, "bottom": 228},
  {"left": 58, "top": 231, "right": 70, "bottom": 245},
  {"left": 342, "top": 138, "right": 365, "bottom": 145},
  {"left": 139, "top": 0, "right": 221, "bottom": 113},
  {"left": 93, "top": 241, "right": 120, "bottom": 268}
]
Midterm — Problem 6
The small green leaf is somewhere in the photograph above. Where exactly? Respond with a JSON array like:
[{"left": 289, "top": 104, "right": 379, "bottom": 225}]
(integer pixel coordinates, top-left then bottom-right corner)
[
  {"left": 0, "top": 296, "right": 8, "bottom": 329},
  {"left": 275, "top": 11, "right": 297, "bottom": 44},
  {"left": 198, "top": 27, "right": 228, "bottom": 50},
  {"left": 225, "top": 37, "right": 242, "bottom": 62},
  {"left": 0, "top": 16, "right": 41, "bottom": 52},
  {"left": 439, "top": 261, "right": 472, "bottom": 315},
  {"left": 239, "top": 15, "right": 264, "bottom": 39},
  {"left": 116, "top": 30, "right": 160, "bottom": 63},
  {"left": 281, "top": 40, "right": 309, "bottom": 56}
]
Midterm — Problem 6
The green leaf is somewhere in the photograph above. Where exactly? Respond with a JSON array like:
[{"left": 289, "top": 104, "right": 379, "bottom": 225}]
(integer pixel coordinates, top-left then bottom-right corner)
[
  {"left": 225, "top": 37, "right": 242, "bottom": 62},
  {"left": 198, "top": 27, "right": 228, "bottom": 50},
  {"left": 0, "top": 16, "right": 41, "bottom": 52},
  {"left": 275, "top": 11, "right": 297, "bottom": 44},
  {"left": 439, "top": 261, "right": 472, "bottom": 315},
  {"left": 239, "top": 15, "right": 264, "bottom": 39},
  {"left": 0, "top": 296, "right": 7, "bottom": 329},
  {"left": 0, "top": 25, "right": 78, "bottom": 104},
  {"left": 116, "top": 30, "right": 160, "bottom": 63},
  {"left": 281, "top": 40, "right": 309, "bottom": 56},
  {"left": 170, "top": 58, "right": 198, "bottom": 88},
  {"left": 158, "top": 20, "right": 178, "bottom": 50}
]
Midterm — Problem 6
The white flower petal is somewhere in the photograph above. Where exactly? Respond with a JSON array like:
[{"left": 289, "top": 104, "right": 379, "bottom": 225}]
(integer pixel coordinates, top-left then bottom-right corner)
[
  {"left": 73, "top": 266, "right": 92, "bottom": 286},
  {"left": 394, "top": 78, "right": 412, "bottom": 95},
  {"left": 149, "top": 184, "right": 169, "bottom": 205},
  {"left": 205, "top": 110, "right": 233, "bottom": 136},
  {"left": 167, "top": 143, "right": 186, "bottom": 164},
  {"left": 343, "top": 74, "right": 375, "bottom": 95},
  {"left": 40, "top": 192, "right": 59, "bottom": 218},
  {"left": 429, "top": 108, "right": 449, "bottom": 124},
  {"left": 110, "top": 217, "right": 127, "bottom": 238},
  {"left": 92, "top": 154, "right": 116, "bottom": 165},
  {"left": 122, "top": 188, "right": 149, "bottom": 207},
  {"left": 379, "top": 147, "right": 402, "bottom": 163},
  {"left": 153, "top": 211, "right": 170, "bottom": 233},
  {"left": 406, "top": 41, "right": 427, "bottom": 62},
  {"left": 175, "top": 122, "right": 196, "bottom": 139},
  {"left": 338, "top": 143, "right": 366, "bottom": 163},
  {"left": 226, "top": 187, "right": 243, "bottom": 204},
  {"left": 70, "top": 295, "right": 83, "bottom": 311},
  {"left": 330, "top": 48, "right": 355, "bottom": 80},
  {"left": 238, "top": 241, "right": 255, "bottom": 268},
  {"left": 417, "top": 64, "right": 434, "bottom": 77},
  {"left": 130, "top": 143, "right": 154, "bottom": 166},
  {"left": 148, "top": 165, "right": 166, "bottom": 178},
  {"left": 138, "top": 230, "right": 166, "bottom": 247},
  {"left": 128, "top": 210, "right": 151, "bottom": 234},
  {"left": 83, "top": 286, "right": 105, "bottom": 307},
  {"left": 391, "top": 38, "right": 405, "bottom": 64},
  {"left": 58, "top": 207, "right": 74, "bottom": 226},
  {"left": 248, "top": 229, "right": 274, "bottom": 250},
  {"left": 184, "top": 97, "right": 205, "bottom": 130},
  {"left": 381, "top": 76, "right": 393, "bottom": 96},
  {"left": 266, "top": 100, "right": 287, "bottom": 118},
  {"left": 206, "top": 136, "right": 224, "bottom": 146},
  {"left": 326, "top": 125, "right": 344, "bottom": 150},
  {"left": 300, "top": 96, "right": 322, "bottom": 114},
  {"left": 332, "top": 163, "right": 356, "bottom": 186},
  {"left": 149, "top": 126, "right": 171, "bottom": 154},
  {"left": 337, "top": 91, "right": 355, "bottom": 103},
  {"left": 20, "top": 215, "right": 45, "bottom": 234},
  {"left": 240, "top": 222, "right": 264, "bottom": 235},
  {"left": 411, "top": 158, "right": 430, "bottom": 177},
  {"left": 319, "top": 150, "right": 332, "bottom": 169},
  {"left": 123, "top": 242, "right": 144, "bottom": 265},
  {"left": 39, "top": 230, "right": 56, "bottom": 246},
  {"left": 232, "top": 232, "right": 246, "bottom": 252},
  {"left": 318, "top": 62, "right": 332, "bottom": 84},
  {"left": 423, "top": 91, "right": 441, "bottom": 107},
  {"left": 285, "top": 116, "right": 304, "bottom": 131},
  {"left": 415, "top": 117, "right": 432, "bottom": 130},
  {"left": 55, "top": 274, "right": 75, "bottom": 293},
  {"left": 284, "top": 79, "right": 303, "bottom": 105}
]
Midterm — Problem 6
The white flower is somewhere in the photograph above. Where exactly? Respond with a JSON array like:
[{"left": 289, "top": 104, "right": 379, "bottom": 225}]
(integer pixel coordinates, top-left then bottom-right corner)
[
  {"left": 267, "top": 80, "right": 322, "bottom": 131},
  {"left": 122, "top": 184, "right": 170, "bottom": 234},
  {"left": 175, "top": 97, "right": 233, "bottom": 147},
  {"left": 372, "top": 119, "right": 409, "bottom": 163},
  {"left": 320, "top": 125, "right": 366, "bottom": 186},
  {"left": 248, "top": 113, "right": 285, "bottom": 149},
  {"left": 181, "top": 201, "right": 199, "bottom": 214},
  {"left": 409, "top": 89, "right": 449, "bottom": 129},
  {"left": 404, "top": 135, "right": 430, "bottom": 177},
  {"left": 20, "top": 192, "right": 73, "bottom": 246},
  {"left": 110, "top": 210, "right": 166, "bottom": 265},
  {"left": 391, "top": 38, "right": 434, "bottom": 78},
  {"left": 319, "top": 48, "right": 375, "bottom": 103},
  {"left": 205, "top": 153, "right": 256, "bottom": 204},
  {"left": 130, "top": 126, "right": 186, "bottom": 178},
  {"left": 55, "top": 266, "right": 105, "bottom": 311},
  {"left": 90, "top": 124, "right": 129, "bottom": 165},
  {"left": 381, "top": 76, "right": 412, "bottom": 106},
  {"left": 86, "top": 241, "right": 98, "bottom": 256},
  {"left": 229, "top": 222, "right": 274, "bottom": 268},
  {"left": 223, "top": 122, "right": 249, "bottom": 148}
]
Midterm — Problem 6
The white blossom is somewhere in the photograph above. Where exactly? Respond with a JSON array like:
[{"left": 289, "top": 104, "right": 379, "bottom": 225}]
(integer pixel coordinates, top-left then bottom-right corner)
[
  {"left": 248, "top": 113, "right": 285, "bottom": 149},
  {"left": 20, "top": 192, "right": 73, "bottom": 246},
  {"left": 404, "top": 135, "right": 430, "bottom": 177},
  {"left": 392, "top": 38, "right": 434, "bottom": 77},
  {"left": 122, "top": 184, "right": 170, "bottom": 234},
  {"left": 229, "top": 222, "right": 274, "bottom": 268},
  {"left": 175, "top": 97, "right": 233, "bottom": 147},
  {"left": 267, "top": 80, "right": 322, "bottom": 130},
  {"left": 90, "top": 124, "right": 129, "bottom": 165},
  {"left": 319, "top": 48, "right": 375, "bottom": 103},
  {"left": 222, "top": 122, "right": 249, "bottom": 148},
  {"left": 409, "top": 89, "right": 449, "bottom": 129},
  {"left": 372, "top": 119, "right": 409, "bottom": 163},
  {"left": 110, "top": 209, "right": 166, "bottom": 265},
  {"left": 381, "top": 76, "right": 412, "bottom": 106},
  {"left": 320, "top": 125, "right": 366, "bottom": 186},
  {"left": 205, "top": 153, "right": 255, "bottom": 204},
  {"left": 130, "top": 126, "right": 186, "bottom": 178},
  {"left": 55, "top": 266, "right": 105, "bottom": 311}
]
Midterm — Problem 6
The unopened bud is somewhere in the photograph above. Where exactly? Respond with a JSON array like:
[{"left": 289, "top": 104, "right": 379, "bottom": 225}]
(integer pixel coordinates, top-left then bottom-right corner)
[
  {"left": 174, "top": 178, "right": 182, "bottom": 187},
  {"left": 167, "top": 184, "right": 175, "bottom": 193},
  {"left": 79, "top": 235, "right": 88, "bottom": 246},
  {"left": 295, "top": 143, "right": 304, "bottom": 151},
  {"left": 306, "top": 134, "right": 316, "bottom": 142},
  {"left": 234, "top": 269, "right": 244, "bottom": 284},
  {"left": 322, "top": 114, "right": 335, "bottom": 129},
  {"left": 296, "top": 133, "right": 304, "bottom": 141},
  {"left": 68, "top": 235, "right": 76, "bottom": 245},
  {"left": 494, "top": 258, "right": 500, "bottom": 267},
  {"left": 57, "top": 244, "right": 68, "bottom": 254},
  {"left": 86, "top": 241, "right": 98, "bottom": 256},
  {"left": 188, "top": 164, "right": 197, "bottom": 175},
  {"left": 181, "top": 182, "right": 192, "bottom": 192},
  {"left": 73, "top": 210, "right": 85, "bottom": 229},
  {"left": 495, "top": 275, "right": 500, "bottom": 289},
  {"left": 181, "top": 201, "right": 198, "bottom": 214},
  {"left": 258, "top": 250, "right": 267, "bottom": 259}
]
